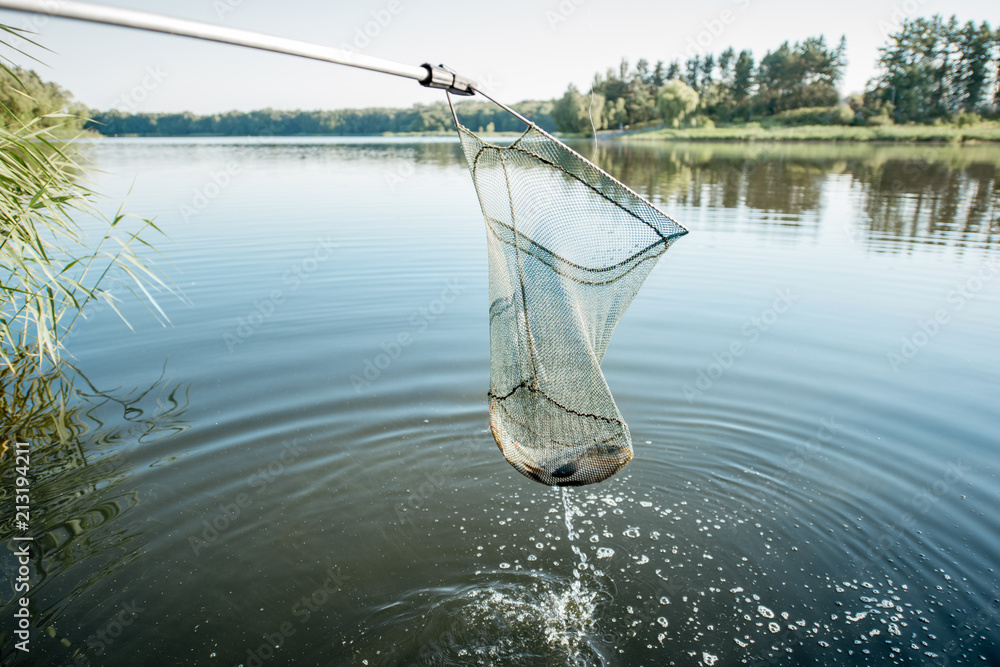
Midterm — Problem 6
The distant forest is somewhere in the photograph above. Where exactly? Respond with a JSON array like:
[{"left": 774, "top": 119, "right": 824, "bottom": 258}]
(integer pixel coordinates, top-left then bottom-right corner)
[
  {"left": 85, "top": 100, "right": 556, "bottom": 137},
  {"left": 1, "top": 14, "right": 996, "bottom": 137}
]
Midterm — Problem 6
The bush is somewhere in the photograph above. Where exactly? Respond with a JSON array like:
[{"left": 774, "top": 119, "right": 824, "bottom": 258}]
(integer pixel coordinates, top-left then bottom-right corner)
[
  {"left": 833, "top": 104, "right": 855, "bottom": 125},
  {"left": 769, "top": 106, "right": 854, "bottom": 126},
  {"left": 686, "top": 116, "right": 714, "bottom": 129},
  {"left": 865, "top": 112, "right": 894, "bottom": 127},
  {"left": 952, "top": 111, "right": 982, "bottom": 127},
  {"left": 657, "top": 79, "right": 699, "bottom": 129}
]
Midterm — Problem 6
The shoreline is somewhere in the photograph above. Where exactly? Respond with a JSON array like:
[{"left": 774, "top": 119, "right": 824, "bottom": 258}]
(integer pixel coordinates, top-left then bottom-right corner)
[
  {"left": 81, "top": 123, "right": 1000, "bottom": 144},
  {"left": 612, "top": 123, "right": 1000, "bottom": 144}
]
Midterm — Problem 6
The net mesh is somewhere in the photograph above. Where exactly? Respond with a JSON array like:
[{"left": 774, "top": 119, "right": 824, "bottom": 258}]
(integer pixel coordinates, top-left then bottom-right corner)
[{"left": 455, "top": 119, "right": 687, "bottom": 486}]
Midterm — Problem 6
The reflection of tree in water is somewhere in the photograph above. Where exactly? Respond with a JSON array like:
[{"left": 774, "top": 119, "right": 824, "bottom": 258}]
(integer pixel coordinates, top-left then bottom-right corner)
[
  {"left": 235, "top": 136, "right": 999, "bottom": 249},
  {"left": 582, "top": 142, "right": 830, "bottom": 221},
  {"left": 571, "top": 141, "right": 1000, "bottom": 251},
  {"left": 0, "top": 367, "right": 189, "bottom": 657},
  {"left": 856, "top": 158, "right": 998, "bottom": 252}
]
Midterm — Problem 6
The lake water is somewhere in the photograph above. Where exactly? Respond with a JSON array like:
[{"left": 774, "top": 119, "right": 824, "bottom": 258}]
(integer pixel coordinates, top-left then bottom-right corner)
[{"left": 3, "top": 136, "right": 999, "bottom": 666}]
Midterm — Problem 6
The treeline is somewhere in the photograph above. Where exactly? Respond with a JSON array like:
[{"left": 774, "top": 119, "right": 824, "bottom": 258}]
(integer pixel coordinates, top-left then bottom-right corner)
[
  {"left": 552, "top": 15, "right": 998, "bottom": 133},
  {"left": 85, "top": 100, "right": 555, "bottom": 137},
  {"left": 866, "top": 15, "right": 997, "bottom": 120},
  {"left": 0, "top": 65, "right": 86, "bottom": 131}
]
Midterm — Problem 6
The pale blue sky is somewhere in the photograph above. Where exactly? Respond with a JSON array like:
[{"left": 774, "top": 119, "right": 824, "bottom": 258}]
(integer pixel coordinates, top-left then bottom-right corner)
[{"left": 0, "top": 0, "right": 995, "bottom": 113}]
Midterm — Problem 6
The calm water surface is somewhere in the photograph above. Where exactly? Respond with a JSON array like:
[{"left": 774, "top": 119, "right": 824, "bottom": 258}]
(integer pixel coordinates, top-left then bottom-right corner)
[{"left": 2, "top": 137, "right": 999, "bottom": 666}]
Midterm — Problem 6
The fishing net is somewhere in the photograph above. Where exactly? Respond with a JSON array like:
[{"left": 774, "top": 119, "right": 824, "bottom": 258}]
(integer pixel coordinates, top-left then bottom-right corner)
[{"left": 453, "top": 109, "right": 687, "bottom": 486}]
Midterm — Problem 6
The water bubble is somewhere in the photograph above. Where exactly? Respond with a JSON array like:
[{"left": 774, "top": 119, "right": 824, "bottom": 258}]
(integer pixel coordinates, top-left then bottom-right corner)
[
  {"left": 757, "top": 605, "right": 775, "bottom": 619},
  {"left": 624, "top": 527, "right": 640, "bottom": 539},
  {"left": 703, "top": 652, "right": 718, "bottom": 665},
  {"left": 768, "top": 622, "right": 780, "bottom": 633},
  {"left": 499, "top": 562, "right": 511, "bottom": 569},
  {"left": 596, "top": 548, "right": 615, "bottom": 559},
  {"left": 657, "top": 617, "right": 669, "bottom": 628}
]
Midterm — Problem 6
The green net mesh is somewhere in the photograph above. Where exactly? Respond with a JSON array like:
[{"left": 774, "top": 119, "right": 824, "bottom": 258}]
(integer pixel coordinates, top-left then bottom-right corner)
[{"left": 455, "top": 120, "right": 687, "bottom": 486}]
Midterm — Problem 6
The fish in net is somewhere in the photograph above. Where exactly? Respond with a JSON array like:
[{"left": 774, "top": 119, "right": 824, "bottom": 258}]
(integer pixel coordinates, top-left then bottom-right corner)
[{"left": 451, "top": 104, "right": 687, "bottom": 486}]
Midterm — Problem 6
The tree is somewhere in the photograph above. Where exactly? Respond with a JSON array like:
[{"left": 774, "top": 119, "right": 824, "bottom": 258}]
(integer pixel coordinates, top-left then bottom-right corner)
[
  {"left": 864, "top": 15, "right": 989, "bottom": 121},
  {"left": 0, "top": 65, "right": 86, "bottom": 131},
  {"left": 618, "top": 57, "right": 630, "bottom": 82},
  {"left": 551, "top": 84, "right": 603, "bottom": 134},
  {"left": 733, "top": 50, "right": 755, "bottom": 103},
  {"left": 756, "top": 35, "right": 845, "bottom": 112},
  {"left": 701, "top": 54, "right": 715, "bottom": 90},
  {"left": 656, "top": 79, "right": 699, "bottom": 128},
  {"left": 712, "top": 47, "right": 738, "bottom": 118},
  {"left": 604, "top": 97, "right": 628, "bottom": 129},
  {"left": 636, "top": 58, "right": 651, "bottom": 87},
  {"left": 627, "top": 81, "right": 655, "bottom": 124},
  {"left": 718, "top": 47, "right": 735, "bottom": 80},
  {"left": 652, "top": 60, "right": 666, "bottom": 89},
  {"left": 956, "top": 20, "right": 994, "bottom": 111},
  {"left": 593, "top": 65, "right": 629, "bottom": 107},
  {"left": 684, "top": 56, "right": 700, "bottom": 92}
]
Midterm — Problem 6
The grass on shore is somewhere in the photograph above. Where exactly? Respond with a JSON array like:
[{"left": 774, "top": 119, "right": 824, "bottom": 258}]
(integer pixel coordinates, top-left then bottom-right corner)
[{"left": 622, "top": 121, "right": 1000, "bottom": 143}]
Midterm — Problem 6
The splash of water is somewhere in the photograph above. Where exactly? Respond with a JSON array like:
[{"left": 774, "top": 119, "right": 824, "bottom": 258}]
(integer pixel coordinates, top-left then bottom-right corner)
[{"left": 561, "top": 487, "right": 589, "bottom": 580}]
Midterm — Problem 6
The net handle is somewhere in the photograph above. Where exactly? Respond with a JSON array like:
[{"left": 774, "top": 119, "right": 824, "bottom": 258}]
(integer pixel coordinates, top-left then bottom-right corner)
[{"left": 0, "top": 0, "right": 476, "bottom": 94}]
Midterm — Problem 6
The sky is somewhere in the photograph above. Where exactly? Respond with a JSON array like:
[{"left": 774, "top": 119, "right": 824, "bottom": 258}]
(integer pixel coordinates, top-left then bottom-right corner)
[{"left": 0, "top": 0, "right": 995, "bottom": 114}]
